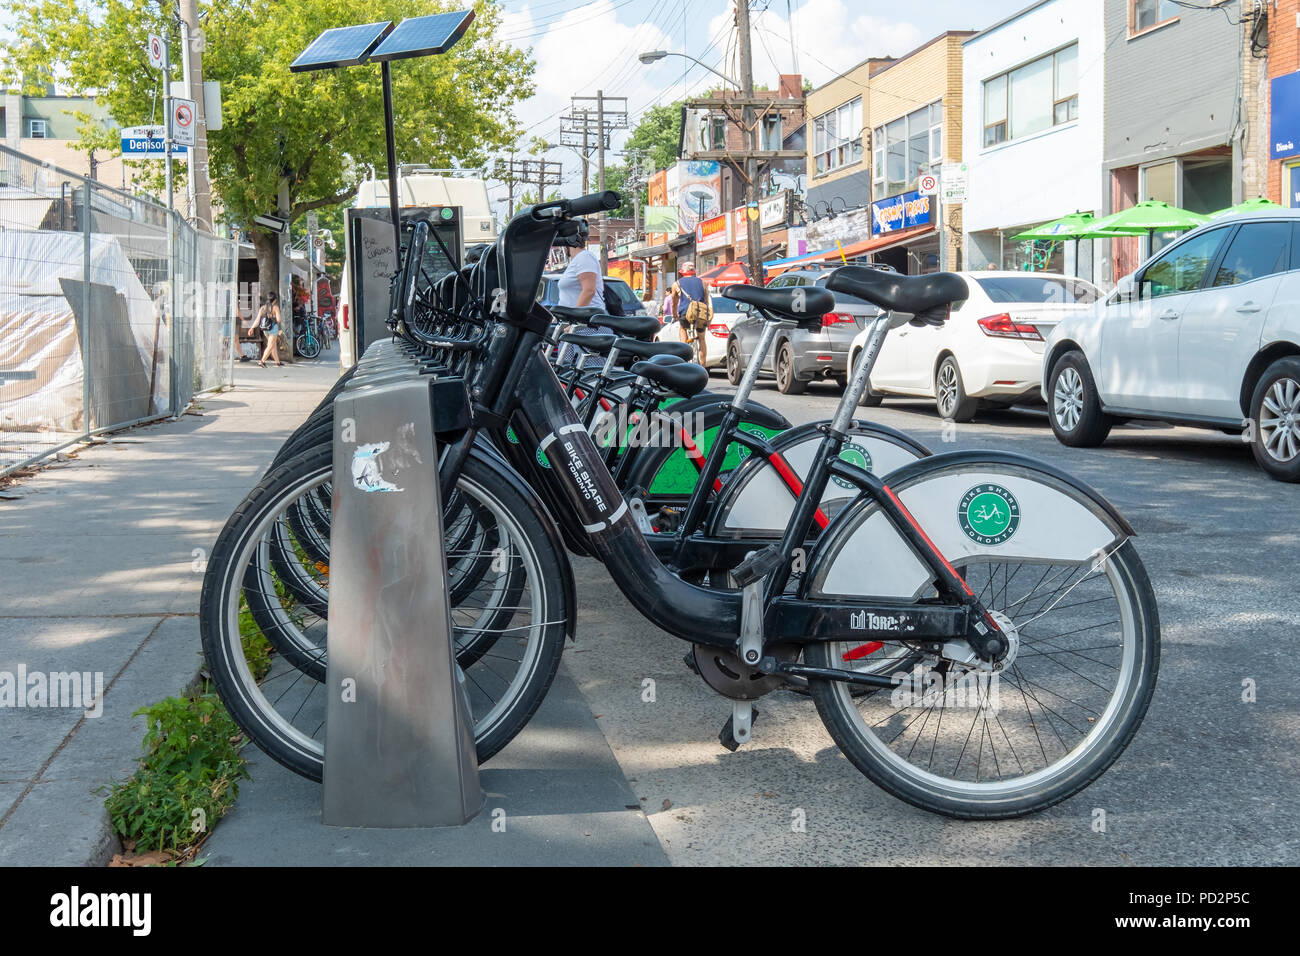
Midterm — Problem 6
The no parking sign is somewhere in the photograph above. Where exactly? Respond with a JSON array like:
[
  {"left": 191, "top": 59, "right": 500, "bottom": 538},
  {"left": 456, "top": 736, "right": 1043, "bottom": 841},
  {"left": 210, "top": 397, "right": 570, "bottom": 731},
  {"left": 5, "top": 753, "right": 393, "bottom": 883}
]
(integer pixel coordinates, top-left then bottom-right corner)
[
  {"left": 919, "top": 172, "right": 939, "bottom": 195},
  {"left": 147, "top": 34, "right": 165, "bottom": 69}
]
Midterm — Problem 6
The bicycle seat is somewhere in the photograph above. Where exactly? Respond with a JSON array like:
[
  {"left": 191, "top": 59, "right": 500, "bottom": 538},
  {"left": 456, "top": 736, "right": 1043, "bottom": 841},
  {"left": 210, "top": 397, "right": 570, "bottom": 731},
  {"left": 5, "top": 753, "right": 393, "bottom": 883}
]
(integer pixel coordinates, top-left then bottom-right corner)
[
  {"left": 825, "top": 266, "right": 968, "bottom": 325},
  {"left": 600, "top": 315, "right": 660, "bottom": 339},
  {"left": 631, "top": 359, "right": 709, "bottom": 398},
  {"left": 557, "top": 332, "right": 616, "bottom": 354},
  {"left": 551, "top": 305, "right": 605, "bottom": 324},
  {"left": 616, "top": 338, "right": 694, "bottom": 361},
  {"left": 723, "top": 284, "right": 834, "bottom": 320}
]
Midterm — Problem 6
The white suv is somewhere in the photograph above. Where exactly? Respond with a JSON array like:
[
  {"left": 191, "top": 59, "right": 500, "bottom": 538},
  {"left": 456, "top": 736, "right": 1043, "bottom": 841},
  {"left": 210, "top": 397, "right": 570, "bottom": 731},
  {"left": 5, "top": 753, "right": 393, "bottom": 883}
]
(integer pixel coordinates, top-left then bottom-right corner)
[{"left": 1043, "top": 209, "right": 1300, "bottom": 481}]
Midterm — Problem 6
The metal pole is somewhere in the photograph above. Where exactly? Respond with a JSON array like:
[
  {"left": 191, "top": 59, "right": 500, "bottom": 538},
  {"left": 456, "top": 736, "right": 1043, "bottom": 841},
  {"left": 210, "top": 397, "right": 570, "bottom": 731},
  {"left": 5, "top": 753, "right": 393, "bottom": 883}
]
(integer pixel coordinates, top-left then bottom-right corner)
[
  {"left": 737, "top": 0, "right": 763, "bottom": 284},
  {"left": 162, "top": 32, "right": 179, "bottom": 413},
  {"left": 597, "top": 89, "right": 608, "bottom": 272},
  {"left": 179, "top": 0, "right": 212, "bottom": 230},
  {"left": 382, "top": 62, "right": 402, "bottom": 258},
  {"left": 81, "top": 182, "right": 92, "bottom": 436}
]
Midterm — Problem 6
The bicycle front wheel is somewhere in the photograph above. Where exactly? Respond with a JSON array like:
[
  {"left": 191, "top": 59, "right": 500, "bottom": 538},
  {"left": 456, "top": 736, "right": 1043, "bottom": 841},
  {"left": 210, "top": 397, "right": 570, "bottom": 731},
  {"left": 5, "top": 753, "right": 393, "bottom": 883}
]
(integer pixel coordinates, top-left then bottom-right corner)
[
  {"left": 200, "top": 444, "right": 569, "bottom": 781},
  {"left": 806, "top": 540, "right": 1158, "bottom": 819}
]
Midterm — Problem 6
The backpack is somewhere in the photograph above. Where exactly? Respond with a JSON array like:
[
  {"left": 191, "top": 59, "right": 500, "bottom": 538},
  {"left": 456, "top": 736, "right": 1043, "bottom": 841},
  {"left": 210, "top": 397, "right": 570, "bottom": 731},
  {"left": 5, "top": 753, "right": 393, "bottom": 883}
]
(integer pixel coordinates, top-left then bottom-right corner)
[
  {"left": 258, "top": 305, "right": 274, "bottom": 332},
  {"left": 603, "top": 286, "right": 624, "bottom": 316}
]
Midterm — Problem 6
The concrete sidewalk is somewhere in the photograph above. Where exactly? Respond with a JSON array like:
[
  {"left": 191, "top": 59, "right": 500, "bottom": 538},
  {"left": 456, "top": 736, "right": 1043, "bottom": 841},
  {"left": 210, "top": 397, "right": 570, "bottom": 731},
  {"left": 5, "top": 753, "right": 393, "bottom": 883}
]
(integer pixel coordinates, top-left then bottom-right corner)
[{"left": 0, "top": 356, "right": 339, "bottom": 865}]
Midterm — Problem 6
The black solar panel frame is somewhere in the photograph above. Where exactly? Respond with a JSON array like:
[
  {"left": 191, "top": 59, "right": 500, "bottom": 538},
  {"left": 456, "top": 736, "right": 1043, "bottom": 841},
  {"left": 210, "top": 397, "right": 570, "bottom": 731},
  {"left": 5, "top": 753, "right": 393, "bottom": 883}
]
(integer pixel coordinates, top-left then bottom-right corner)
[
  {"left": 367, "top": 10, "right": 476, "bottom": 63},
  {"left": 289, "top": 20, "right": 394, "bottom": 72}
]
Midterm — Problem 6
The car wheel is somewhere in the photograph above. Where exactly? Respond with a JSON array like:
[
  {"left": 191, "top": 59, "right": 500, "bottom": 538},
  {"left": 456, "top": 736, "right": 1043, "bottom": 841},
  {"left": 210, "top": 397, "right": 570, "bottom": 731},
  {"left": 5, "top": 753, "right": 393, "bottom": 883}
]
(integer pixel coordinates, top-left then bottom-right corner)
[
  {"left": 726, "top": 339, "right": 744, "bottom": 386},
  {"left": 851, "top": 349, "right": 883, "bottom": 406},
  {"left": 1249, "top": 356, "right": 1300, "bottom": 482},
  {"left": 1049, "top": 351, "right": 1113, "bottom": 447},
  {"left": 935, "top": 355, "right": 977, "bottom": 422},
  {"left": 776, "top": 342, "right": 807, "bottom": 395},
  {"left": 832, "top": 373, "right": 848, "bottom": 390}
]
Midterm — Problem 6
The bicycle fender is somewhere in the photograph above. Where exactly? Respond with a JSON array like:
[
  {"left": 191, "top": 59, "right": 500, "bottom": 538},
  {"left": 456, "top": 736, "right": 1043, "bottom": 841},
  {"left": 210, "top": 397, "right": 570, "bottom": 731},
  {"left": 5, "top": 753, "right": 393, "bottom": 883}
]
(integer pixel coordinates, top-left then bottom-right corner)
[
  {"left": 707, "top": 421, "right": 930, "bottom": 536},
  {"left": 665, "top": 394, "right": 791, "bottom": 431},
  {"left": 805, "top": 450, "right": 1135, "bottom": 602}
]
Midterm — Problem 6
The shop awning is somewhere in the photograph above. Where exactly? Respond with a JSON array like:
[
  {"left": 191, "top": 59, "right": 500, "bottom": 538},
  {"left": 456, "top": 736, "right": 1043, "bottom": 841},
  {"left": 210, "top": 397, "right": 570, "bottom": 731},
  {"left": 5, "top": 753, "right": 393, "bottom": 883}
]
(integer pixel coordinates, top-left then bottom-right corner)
[
  {"left": 700, "top": 261, "right": 749, "bottom": 287},
  {"left": 631, "top": 242, "right": 674, "bottom": 259},
  {"left": 763, "top": 224, "right": 935, "bottom": 272}
]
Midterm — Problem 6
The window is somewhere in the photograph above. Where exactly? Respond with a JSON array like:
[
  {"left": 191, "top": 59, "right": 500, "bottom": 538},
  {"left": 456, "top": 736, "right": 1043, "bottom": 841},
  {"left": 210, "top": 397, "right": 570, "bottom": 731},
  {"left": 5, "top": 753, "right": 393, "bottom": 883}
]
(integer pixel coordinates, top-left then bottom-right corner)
[
  {"left": 1141, "top": 228, "right": 1230, "bottom": 297},
  {"left": 1132, "top": 0, "right": 1180, "bottom": 34},
  {"left": 872, "top": 101, "right": 942, "bottom": 199},
  {"left": 1212, "top": 223, "right": 1292, "bottom": 287},
  {"left": 976, "top": 275, "right": 1100, "bottom": 304},
  {"left": 709, "top": 115, "right": 726, "bottom": 150},
  {"left": 813, "top": 97, "right": 862, "bottom": 175},
  {"left": 28, "top": 119, "right": 47, "bottom": 139},
  {"left": 982, "top": 44, "right": 1079, "bottom": 147}
]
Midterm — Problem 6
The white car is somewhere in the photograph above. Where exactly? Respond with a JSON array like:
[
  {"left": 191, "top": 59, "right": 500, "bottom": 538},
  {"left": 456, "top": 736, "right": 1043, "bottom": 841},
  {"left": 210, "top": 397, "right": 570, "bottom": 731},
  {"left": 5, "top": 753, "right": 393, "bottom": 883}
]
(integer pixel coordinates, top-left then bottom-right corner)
[
  {"left": 655, "top": 295, "right": 747, "bottom": 369},
  {"left": 849, "top": 271, "right": 1102, "bottom": 421},
  {"left": 1043, "top": 209, "right": 1300, "bottom": 482}
]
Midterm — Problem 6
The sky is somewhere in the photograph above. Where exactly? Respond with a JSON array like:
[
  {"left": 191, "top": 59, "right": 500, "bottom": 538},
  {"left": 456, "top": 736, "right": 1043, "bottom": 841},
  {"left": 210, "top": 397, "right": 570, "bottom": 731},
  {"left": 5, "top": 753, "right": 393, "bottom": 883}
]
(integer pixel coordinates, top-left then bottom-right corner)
[{"left": 492, "top": 0, "right": 1033, "bottom": 210}]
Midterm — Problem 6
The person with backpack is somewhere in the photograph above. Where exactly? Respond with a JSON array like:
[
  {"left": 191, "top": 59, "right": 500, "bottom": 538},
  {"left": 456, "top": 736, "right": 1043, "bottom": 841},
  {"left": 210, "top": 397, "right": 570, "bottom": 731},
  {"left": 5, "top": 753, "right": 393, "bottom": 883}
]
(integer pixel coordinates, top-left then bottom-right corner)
[
  {"left": 673, "top": 261, "right": 713, "bottom": 366},
  {"left": 257, "top": 292, "right": 284, "bottom": 368}
]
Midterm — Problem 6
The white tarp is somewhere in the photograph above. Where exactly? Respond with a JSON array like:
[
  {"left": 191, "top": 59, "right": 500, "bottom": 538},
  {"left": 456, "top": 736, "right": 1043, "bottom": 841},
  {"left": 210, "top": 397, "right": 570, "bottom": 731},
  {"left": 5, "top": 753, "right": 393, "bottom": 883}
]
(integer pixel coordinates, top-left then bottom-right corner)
[{"left": 0, "top": 230, "right": 166, "bottom": 432}]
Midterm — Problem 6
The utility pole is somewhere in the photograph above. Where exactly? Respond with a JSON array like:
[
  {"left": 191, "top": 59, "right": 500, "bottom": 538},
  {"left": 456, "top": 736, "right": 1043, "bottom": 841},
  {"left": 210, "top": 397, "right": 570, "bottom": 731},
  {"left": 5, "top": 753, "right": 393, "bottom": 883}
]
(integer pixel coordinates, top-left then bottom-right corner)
[
  {"left": 178, "top": 0, "right": 212, "bottom": 231},
  {"left": 736, "top": 0, "right": 762, "bottom": 285},
  {"left": 568, "top": 93, "right": 627, "bottom": 271}
]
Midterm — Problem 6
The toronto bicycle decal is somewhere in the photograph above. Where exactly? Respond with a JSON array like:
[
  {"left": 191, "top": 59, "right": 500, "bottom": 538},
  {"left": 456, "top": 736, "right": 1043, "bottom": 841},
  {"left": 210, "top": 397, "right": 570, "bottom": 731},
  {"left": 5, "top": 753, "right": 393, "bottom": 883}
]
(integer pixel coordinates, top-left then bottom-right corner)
[
  {"left": 958, "top": 483, "right": 1020, "bottom": 545},
  {"left": 832, "top": 441, "right": 874, "bottom": 489},
  {"left": 351, "top": 441, "right": 402, "bottom": 493}
]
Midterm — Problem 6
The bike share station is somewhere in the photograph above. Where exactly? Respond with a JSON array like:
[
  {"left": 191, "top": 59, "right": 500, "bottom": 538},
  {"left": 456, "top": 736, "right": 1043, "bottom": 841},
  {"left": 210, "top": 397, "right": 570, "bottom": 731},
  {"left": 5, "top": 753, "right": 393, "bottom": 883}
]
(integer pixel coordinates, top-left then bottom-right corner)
[{"left": 292, "top": 11, "right": 484, "bottom": 828}]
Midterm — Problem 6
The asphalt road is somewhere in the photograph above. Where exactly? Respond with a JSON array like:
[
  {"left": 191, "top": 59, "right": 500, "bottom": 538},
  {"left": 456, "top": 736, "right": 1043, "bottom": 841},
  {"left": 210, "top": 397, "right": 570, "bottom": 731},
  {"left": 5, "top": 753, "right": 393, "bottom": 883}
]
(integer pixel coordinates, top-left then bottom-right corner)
[{"left": 560, "top": 371, "right": 1300, "bottom": 865}]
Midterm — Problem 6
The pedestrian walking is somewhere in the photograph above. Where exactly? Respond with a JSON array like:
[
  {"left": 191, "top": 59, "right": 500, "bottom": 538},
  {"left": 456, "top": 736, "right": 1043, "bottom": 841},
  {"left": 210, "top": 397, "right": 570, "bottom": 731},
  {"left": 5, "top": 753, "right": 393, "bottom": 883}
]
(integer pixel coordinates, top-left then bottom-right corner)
[{"left": 257, "top": 292, "right": 284, "bottom": 367}]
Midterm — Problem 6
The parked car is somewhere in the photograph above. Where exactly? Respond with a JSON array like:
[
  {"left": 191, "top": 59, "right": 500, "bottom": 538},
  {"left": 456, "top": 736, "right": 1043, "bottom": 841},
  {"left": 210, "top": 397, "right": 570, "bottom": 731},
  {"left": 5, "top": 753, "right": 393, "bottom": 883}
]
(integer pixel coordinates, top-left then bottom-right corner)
[
  {"left": 726, "top": 267, "right": 882, "bottom": 393},
  {"left": 1043, "top": 209, "right": 1300, "bottom": 481},
  {"left": 537, "top": 273, "right": 649, "bottom": 315},
  {"left": 655, "top": 296, "right": 747, "bottom": 369},
  {"left": 849, "top": 270, "right": 1101, "bottom": 421}
]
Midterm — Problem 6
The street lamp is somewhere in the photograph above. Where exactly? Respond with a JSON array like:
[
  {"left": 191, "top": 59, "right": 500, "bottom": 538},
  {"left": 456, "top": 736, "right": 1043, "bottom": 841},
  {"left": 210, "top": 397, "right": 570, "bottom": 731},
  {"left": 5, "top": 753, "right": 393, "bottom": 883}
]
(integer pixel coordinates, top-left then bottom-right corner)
[{"left": 638, "top": 50, "right": 740, "bottom": 89}]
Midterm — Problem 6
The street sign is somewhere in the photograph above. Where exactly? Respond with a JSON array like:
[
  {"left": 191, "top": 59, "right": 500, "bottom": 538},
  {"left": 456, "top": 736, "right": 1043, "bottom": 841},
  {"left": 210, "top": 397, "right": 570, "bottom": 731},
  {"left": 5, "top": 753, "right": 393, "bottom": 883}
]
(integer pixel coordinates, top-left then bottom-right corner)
[
  {"left": 147, "top": 34, "right": 165, "bottom": 70},
  {"left": 170, "top": 98, "right": 197, "bottom": 146},
  {"left": 306, "top": 211, "right": 320, "bottom": 233},
  {"left": 918, "top": 172, "right": 939, "bottom": 195},
  {"left": 941, "top": 162, "right": 969, "bottom": 204},
  {"left": 120, "top": 125, "right": 187, "bottom": 156}
]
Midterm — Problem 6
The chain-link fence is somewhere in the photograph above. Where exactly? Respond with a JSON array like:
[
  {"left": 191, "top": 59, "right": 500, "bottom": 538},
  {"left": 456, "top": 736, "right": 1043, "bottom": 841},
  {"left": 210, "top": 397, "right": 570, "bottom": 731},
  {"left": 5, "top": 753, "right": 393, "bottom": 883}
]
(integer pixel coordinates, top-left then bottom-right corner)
[{"left": 0, "top": 143, "right": 237, "bottom": 477}]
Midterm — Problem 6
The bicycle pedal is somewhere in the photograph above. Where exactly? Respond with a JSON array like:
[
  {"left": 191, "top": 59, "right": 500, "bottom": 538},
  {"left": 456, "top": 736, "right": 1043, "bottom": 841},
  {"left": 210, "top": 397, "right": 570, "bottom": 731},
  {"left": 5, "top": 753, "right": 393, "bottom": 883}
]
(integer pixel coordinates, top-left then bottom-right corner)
[
  {"left": 719, "top": 703, "right": 759, "bottom": 752},
  {"left": 730, "top": 545, "right": 782, "bottom": 589}
]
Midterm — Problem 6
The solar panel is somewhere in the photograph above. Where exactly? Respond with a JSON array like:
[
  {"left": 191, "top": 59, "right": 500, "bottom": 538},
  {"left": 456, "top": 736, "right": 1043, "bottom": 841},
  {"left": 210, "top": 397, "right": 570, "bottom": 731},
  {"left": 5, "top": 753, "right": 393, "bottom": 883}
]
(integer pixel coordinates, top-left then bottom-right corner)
[
  {"left": 290, "top": 21, "right": 394, "bottom": 72},
  {"left": 368, "top": 10, "right": 475, "bottom": 63}
]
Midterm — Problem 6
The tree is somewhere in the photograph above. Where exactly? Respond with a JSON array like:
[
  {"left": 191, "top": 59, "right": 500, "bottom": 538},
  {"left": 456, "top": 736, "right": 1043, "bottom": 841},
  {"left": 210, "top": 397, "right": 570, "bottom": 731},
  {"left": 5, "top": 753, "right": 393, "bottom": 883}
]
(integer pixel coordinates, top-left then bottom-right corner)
[{"left": 1, "top": 0, "right": 534, "bottom": 294}]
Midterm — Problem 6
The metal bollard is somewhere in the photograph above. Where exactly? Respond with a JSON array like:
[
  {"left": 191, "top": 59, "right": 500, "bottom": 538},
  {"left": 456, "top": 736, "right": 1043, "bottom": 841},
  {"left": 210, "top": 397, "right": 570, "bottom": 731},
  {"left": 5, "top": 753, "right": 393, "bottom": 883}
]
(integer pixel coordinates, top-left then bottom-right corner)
[{"left": 322, "top": 359, "right": 482, "bottom": 827}]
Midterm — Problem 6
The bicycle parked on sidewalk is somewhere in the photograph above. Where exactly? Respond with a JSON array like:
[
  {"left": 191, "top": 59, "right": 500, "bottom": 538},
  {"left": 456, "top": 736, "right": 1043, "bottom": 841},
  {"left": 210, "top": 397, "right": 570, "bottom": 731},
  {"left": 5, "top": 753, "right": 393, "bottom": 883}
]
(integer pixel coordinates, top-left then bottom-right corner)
[{"left": 201, "top": 192, "right": 1160, "bottom": 820}]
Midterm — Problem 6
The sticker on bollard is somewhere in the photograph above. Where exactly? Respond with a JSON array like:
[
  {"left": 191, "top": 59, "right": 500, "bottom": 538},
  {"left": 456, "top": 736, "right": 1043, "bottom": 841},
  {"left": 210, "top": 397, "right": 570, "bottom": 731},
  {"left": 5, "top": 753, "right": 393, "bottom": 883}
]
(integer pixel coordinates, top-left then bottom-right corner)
[{"left": 323, "top": 371, "right": 483, "bottom": 827}]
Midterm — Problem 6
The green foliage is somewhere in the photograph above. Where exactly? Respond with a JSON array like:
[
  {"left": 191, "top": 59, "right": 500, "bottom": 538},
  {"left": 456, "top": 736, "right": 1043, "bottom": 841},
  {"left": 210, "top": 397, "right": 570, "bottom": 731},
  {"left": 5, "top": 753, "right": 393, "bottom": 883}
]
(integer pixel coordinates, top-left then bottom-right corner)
[
  {"left": 101, "top": 691, "right": 250, "bottom": 855},
  {"left": 1, "top": 0, "right": 535, "bottom": 240},
  {"left": 237, "top": 594, "right": 273, "bottom": 681},
  {"left": 624, "top": 101, "right": 684, "bottom": 173}
]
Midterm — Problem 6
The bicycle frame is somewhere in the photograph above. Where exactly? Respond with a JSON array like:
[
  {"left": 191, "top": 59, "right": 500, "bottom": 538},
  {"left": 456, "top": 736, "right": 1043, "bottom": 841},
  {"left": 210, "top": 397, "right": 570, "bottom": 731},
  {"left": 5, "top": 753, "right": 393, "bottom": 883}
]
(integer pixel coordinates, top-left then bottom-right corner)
[{"left": 459, "top": 326, "right": 998, "bottom": 683}]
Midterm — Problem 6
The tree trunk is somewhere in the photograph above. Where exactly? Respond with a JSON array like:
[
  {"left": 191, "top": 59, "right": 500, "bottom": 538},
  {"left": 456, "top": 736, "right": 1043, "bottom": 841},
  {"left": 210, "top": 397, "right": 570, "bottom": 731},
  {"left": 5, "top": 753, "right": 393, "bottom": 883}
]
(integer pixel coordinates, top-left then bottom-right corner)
[{"left": 250, "top": 228, "right": 277, "bottom": 303}]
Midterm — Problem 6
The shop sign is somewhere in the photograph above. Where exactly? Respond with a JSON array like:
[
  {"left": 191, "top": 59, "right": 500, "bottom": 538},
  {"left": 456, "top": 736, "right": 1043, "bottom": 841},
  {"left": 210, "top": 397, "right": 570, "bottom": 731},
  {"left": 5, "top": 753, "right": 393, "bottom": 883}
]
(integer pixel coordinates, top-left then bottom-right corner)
[
  {"left": 871, "top": 190, "right": 932, "bottom": 235},
  {"left": 696, "top": 213, "right": 732, "bottom": 252}
]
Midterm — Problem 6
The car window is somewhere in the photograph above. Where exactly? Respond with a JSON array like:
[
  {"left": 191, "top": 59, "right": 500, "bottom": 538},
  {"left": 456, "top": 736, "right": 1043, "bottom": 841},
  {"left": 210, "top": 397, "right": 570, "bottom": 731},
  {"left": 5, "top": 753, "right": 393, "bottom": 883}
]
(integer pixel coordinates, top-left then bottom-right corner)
[
  {"left": 1142, "top": 227, "right": 1230, "bottom": 298},
  {"left": 975, "top": 275, "right": 1098, "bottom": 304},
  {"left": 812, "top": 276, "right": 879, "bottom": 310},
  {"left": 1211, "top": 222, "right": 1292, "bottom": 287}
]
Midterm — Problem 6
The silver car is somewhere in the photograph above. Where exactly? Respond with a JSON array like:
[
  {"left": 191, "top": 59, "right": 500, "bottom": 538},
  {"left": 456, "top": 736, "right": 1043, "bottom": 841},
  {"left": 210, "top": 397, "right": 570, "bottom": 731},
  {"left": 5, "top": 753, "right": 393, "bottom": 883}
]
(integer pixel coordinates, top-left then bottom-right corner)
[{"left": 725, "top": 267, "right": 882, "bottom": 393}]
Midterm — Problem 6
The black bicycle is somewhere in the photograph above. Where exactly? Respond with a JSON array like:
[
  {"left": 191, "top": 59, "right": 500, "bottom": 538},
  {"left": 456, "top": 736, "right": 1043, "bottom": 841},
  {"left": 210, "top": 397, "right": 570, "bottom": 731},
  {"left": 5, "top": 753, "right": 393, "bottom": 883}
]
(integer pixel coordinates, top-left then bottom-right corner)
[{"left": 201, "top": 193, "right": 1159, "bottom": 819}]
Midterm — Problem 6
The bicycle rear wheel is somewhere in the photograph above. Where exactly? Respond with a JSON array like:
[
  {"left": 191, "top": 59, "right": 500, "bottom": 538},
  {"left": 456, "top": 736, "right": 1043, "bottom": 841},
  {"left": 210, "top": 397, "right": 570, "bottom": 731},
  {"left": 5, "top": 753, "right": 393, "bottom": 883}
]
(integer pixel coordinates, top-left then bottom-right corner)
[{"left": 201, "top": 444, "right": 569, "bottom": 781}]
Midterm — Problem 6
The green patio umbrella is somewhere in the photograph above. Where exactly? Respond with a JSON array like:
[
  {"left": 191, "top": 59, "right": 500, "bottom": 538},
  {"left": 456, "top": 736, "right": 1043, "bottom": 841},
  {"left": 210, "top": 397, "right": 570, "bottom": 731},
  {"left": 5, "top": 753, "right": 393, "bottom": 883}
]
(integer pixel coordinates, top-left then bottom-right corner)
[
  {"left": 1210, "top": 197, "right": 1283, "bottom": 218},
  {"left": 1010, "top": 211, "right": 1102, "bottom": 242},
  {"left": 1089, "top": 200, "right": 1209, "bottom": 238}
]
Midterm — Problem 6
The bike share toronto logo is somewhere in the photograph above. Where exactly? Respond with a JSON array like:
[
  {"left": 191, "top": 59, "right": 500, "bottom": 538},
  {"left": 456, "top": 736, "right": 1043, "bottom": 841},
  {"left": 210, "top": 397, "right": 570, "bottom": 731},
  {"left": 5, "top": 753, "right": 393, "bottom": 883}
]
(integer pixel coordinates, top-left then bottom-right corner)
[
  {"left": 958, "top": 483, "right": 1021, "bottom": 545},
  {"left": 831, "top": 441, "right": 873, "bottom": 489}
]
